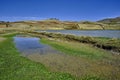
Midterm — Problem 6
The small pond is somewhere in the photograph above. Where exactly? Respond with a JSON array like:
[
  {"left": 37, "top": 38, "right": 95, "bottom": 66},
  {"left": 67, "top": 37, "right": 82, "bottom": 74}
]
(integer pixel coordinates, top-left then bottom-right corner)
[{"left": 14, "top": 35, "right": 61, "bottom": 56}]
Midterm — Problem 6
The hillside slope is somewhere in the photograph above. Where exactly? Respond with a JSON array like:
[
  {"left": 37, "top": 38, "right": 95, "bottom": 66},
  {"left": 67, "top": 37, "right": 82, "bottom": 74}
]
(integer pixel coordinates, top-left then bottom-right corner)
[
  {"left": 7, "top": 20, "right": 105, "bottom": 30},
  {"left": 97, "top": 17, "right": 120, "bottom": 29},
  {"left": 0, "top": 17, "right": 120, "bottom": 30}
]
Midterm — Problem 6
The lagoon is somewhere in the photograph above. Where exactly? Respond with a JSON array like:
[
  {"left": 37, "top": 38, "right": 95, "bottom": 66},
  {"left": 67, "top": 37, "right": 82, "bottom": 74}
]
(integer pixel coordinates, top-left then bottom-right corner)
[{"left": 40, "top": 30, "right": 120, "bottom": 38}]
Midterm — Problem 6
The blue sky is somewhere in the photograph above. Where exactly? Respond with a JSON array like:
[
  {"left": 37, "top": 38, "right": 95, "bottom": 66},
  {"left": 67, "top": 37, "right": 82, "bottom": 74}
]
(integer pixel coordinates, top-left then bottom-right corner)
[{"left": 0, "top": 0, "right": 120, "bottom": 21}]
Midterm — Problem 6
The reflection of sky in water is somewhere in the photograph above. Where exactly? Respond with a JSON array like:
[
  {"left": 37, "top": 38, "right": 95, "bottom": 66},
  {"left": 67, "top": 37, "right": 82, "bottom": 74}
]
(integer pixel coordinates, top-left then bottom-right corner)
[
  {"left": 40, "top": 30, "right": 120, "bottom": 38},
  {"left": 14, "top": 37, "right": 61, "bottom": 56}
]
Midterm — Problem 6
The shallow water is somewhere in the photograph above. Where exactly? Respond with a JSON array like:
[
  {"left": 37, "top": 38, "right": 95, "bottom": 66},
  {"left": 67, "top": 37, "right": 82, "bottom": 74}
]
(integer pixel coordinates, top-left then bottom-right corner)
[
  {"left": 14, "top": 36, "right": 62, "bottom": 56},
  {"left": 13, "top": 35, "right": 119, "bottom": 78},
  {"left": 39, "top": 30, "right": 120, "bottom": 38}
]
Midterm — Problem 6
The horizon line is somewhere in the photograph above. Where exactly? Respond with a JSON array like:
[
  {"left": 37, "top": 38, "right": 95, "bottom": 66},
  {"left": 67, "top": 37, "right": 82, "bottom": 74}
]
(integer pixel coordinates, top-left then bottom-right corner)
[{"left": 0, "top": 16, "right": 119, "bottom": 22}]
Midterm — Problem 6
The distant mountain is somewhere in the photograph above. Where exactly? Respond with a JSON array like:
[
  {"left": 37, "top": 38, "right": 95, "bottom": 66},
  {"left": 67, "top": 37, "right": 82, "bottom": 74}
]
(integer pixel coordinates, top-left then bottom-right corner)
[{"left": 97, "top": 17, "right": 120, "bottom": 24}]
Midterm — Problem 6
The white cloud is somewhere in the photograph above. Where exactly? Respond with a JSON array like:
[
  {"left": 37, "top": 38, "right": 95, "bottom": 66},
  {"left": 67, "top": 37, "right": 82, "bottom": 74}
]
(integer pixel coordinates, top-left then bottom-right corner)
[{"left": 0, "top": 16, "right": 46, "bottom": 21}]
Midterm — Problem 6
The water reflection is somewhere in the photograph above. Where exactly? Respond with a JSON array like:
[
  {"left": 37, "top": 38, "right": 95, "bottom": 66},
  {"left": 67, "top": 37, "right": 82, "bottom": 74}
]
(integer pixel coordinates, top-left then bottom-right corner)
[
  {"left": 39, "top": 30, "right": 120, "bottom": 38},
  {"left": 14, "top": 36, "right": 61, "bottom": 56}
]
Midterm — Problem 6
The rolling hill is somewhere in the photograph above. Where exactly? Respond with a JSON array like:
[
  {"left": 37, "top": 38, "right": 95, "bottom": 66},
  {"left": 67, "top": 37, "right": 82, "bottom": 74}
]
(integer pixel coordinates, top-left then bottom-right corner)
[
  {"left": 97, "top": 17, "right": 120, "bottom": 29},
  {"left": 0, "top": 17, "right": 120, "bottom": 30}
]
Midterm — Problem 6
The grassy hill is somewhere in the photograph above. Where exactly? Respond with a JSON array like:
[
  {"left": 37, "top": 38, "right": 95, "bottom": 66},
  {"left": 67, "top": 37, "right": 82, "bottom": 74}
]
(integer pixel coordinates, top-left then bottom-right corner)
[
  {"left": 97, "top": 17, "right": 120, "bottom": 29},
  {"left": 0, "top": 21, "right": 9, "bottom": 28},
  {"left": 0, "top": 17, "right": 120, "bottom": 30},
  {"left": 8, "top": 20, "right": 78, "bottom": 30},
  {"left": 98, "top": 17, "right": 120, "bottom": 24},
  {"left": 4, "top": 20, "right": 105, "bottom": 30}
]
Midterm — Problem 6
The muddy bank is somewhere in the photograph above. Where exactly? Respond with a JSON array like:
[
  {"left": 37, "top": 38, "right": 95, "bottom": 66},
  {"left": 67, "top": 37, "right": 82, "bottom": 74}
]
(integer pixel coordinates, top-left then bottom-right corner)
[{"left": 26, "top": 31, "right": 120, "bottom": 53}]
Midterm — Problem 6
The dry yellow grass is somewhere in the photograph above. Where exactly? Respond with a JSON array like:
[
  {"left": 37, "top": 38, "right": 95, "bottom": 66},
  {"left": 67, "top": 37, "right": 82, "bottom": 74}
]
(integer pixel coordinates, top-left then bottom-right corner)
[
  {"left": 78, "top": 24, "right": 103, "bottom": 29},
  {"left": 1, "top": 19, "right": 120, "bottom": 30},
  {"left": 0, "top": 24, "right": 6, "bottom": 28},
  {"left": 8, "top": 20, "right": 108, "bottom": 30}
]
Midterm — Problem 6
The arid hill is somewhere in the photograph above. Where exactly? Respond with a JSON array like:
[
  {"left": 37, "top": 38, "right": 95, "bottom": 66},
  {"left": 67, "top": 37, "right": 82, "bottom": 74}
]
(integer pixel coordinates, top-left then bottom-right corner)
[
  {"left": 97, "top": 17, "right": 120, "bottom": 29},
  {"left": 0, "top": 17, "right": 120, "bottom": 30}
]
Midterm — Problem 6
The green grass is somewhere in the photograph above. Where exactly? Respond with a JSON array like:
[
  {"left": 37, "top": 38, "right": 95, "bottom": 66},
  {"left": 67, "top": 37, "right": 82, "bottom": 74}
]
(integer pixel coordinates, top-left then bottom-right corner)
[
  {"left": 40, "top": 38, "right": 120, "bottom": 80},
  {"left": 2, "top": 32, "right": 18, "bottom": 37},
  {"left": 41, "top": 38, "right": 114, "bottom": 60},
  {"left": 40, "top": 38, "right": 120, "bottom": 79},
  {"left": 91, "top": 37, "right": 120, "bottom": 52},
  {"left": 94, "top": 37, "right": 120, "bottom": 48},
  {"left": 1, "top": 32, "right": 120, "bottom": 80},
  {"left": 0, "top": 36, "right": 75, "bottom": 80},
  {"left": 33, "top": 31, "right": 120, "bottom": 52}
]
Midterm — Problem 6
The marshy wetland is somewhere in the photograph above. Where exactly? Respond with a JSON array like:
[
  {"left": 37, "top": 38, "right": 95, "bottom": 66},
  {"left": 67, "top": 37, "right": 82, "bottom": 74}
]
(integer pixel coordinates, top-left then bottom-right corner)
[
  {"left": 14, "top": 35, "right": 62, "bottom": 56},
  {"left": 0, "top": 0, "right": 120, "bottom": 79},
  {"left": 39, "top": 30, "right": 120, "bottom": 38},
  {"left": 0, "top": 30, "right": 120, "bottom": 80}
]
